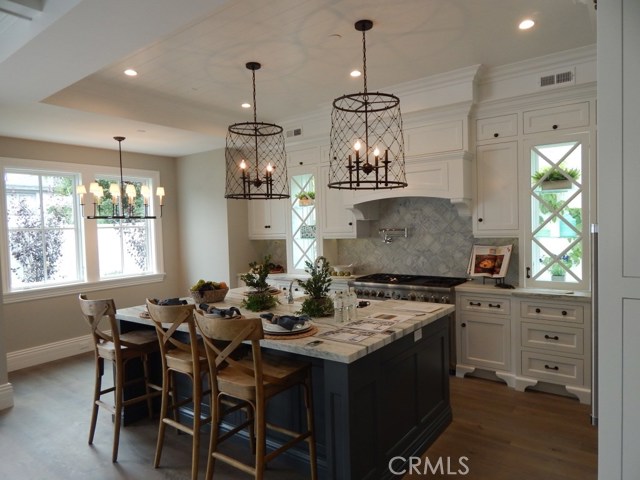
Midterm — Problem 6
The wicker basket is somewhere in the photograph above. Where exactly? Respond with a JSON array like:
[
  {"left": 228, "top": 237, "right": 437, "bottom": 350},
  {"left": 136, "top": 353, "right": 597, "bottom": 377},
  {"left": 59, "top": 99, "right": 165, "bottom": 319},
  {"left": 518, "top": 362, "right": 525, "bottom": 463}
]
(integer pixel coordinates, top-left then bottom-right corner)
[{"left": 190, "top": 288, "right": 229, "bottom": 304}]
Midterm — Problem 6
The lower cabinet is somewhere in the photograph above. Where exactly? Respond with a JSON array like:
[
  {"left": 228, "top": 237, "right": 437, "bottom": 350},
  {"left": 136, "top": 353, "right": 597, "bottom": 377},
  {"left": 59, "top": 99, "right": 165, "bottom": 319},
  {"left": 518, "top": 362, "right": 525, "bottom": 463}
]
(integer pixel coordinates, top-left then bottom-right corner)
[
  {"left": 456, "top": 293, "right": 514, "bottom": 385},
  {"left": 455, "top": 288, "right": 592, "bottom": 404}
]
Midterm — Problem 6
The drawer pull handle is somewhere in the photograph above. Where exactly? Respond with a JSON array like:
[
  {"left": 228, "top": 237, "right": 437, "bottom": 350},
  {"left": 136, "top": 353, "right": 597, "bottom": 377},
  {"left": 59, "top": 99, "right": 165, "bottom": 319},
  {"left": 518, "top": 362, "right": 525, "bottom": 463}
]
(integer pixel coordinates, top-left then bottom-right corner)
[
  {"left": 489, "top": 303, "right": 501, "bottom": 308},
  {"left": 469, "top": 302, "right": 482, "bottom": 306},
  {"left": 562, "top": 310, "right": 568, "bottom": 316},
  {"left": 544, "top": 334, "right": 560, "bottom": 340},
  {"left": 535, "top": 308, "right": 541, "bottom": 314},
  {"left": 544, "top": 364, "right": 560, "bottom": 371}
]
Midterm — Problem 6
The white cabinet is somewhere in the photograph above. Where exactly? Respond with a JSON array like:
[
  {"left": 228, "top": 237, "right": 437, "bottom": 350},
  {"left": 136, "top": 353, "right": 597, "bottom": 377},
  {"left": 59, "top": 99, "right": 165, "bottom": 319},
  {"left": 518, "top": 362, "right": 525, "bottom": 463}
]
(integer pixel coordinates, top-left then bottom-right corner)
[
  {"left": 476, "top": 114, "right": 518, "bottom": 141},
  {"left": 248, "top": 198, "right": 288, "bottom": 239},
  {"left": 287, "top": 146, "right": 319, "bottom": 167},
  {"left": 514, "top": 296, "right": 591, "bottom": 404},
  {"left": 318, "top": 165, "right": 359, "bottom": 239},
  {"left": 523, "top": 102, "right": 590, "bottom": 134},
  {"left": 474, "top": 141, "right": 519, "bottom": 235},
  {"left": 456, "top": 293, "right": 513, "bottom": 383}
]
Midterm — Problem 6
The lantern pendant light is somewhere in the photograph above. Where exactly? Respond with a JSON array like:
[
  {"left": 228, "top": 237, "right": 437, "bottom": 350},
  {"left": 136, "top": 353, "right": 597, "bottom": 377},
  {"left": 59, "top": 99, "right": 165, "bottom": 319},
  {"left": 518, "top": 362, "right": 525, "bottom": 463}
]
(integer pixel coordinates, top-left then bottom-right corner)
[
  {"left": 225, "top": 62, "right": 289, "bottom": 200},
  {"left": 328, "top": 19, "right": 407, "bottom": 190}
]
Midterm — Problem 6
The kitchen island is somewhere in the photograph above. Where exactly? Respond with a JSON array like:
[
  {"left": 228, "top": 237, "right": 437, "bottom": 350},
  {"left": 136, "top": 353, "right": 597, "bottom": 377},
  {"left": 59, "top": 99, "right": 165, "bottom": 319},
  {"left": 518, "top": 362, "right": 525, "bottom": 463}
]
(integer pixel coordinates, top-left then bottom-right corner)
[{"left": 117, "top": 288, "right": 454, "bottom": 480}]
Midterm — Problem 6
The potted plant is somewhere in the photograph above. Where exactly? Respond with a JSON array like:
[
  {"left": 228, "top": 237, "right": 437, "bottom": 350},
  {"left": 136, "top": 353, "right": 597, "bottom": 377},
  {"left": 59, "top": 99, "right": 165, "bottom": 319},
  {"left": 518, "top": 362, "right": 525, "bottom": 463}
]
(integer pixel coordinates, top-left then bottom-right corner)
[
  {"left": 549, "top": 262, "right": 567, "bottom": 281},
  {"left": 532, "top": 166, "right": 580, "bottom": 191},
  {"left": 296, "top": 191, "right": 315, "bottom": 206},
  {"left": 297, "top": 256, "right": 334, "bottom": 317},
  {"left": 240, "top": 254, "right": 278, "bottom": 311}
]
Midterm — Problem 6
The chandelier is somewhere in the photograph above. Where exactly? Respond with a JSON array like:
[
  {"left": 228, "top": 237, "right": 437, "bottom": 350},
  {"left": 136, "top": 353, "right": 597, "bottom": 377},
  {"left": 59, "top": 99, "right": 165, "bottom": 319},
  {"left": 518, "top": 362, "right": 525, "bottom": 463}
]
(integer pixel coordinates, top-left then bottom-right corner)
[
  {"left": 76, "top": 136, "right": 164, "bottom": 219},
  {"left": 328, "top": 19, "right": 407, "bottom": 190},
  {"left": 225, "top": 62, "right": 289, "bottom": 200}
]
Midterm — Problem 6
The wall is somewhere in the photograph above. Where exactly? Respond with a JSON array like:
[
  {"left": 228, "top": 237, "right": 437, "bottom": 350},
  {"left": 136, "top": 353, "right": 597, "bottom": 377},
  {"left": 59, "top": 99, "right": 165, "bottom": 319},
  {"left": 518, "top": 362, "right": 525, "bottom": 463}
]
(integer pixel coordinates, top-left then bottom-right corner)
[
  {"left": 176, "top": 147, "right": 257, "bottom": 288},
  {"left": 335, "top": 197, "right": 519, "bottom": 286},
  {"left": 0, "top": 137, "right": 182, "bottom": 366}
]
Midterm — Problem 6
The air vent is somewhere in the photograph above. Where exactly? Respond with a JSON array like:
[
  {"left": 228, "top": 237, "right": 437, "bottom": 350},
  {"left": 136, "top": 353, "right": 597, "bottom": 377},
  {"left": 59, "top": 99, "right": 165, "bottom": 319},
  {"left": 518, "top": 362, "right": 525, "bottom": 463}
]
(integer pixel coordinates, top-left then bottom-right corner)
[
  {"left": 539, "top": 69, "right": 575, "bottom": 88},
  {"left": 286, "top": 127, "right": 303, "bottom": 138}
]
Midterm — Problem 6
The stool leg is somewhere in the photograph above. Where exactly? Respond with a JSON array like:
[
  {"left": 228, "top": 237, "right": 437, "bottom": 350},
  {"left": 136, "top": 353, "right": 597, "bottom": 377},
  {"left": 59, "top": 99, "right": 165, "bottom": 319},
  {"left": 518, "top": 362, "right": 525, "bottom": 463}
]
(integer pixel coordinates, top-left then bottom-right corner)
[
  {"left": 142, "top": 353, "right": 154, "bottom": 419},
  {"left": 88, "top": 355, "right": 102, "bottom": 445},
  {"left": 154, "top": 366, "right": 171, "bottom": 468},
  {"left": 112, "top": 359, "right": 124, "bottom": 462},
  {"left": 205, "top": 393, "right": 221, "bottom": 480},
  {"left": 190, "top": 373, "right": 201, "bottom": 480},
  {"left": 255, "top": 400, "right": 266, "bottom": 480},
  {"left": 303, "top": 377, "right": 318, "bottom": 480}
]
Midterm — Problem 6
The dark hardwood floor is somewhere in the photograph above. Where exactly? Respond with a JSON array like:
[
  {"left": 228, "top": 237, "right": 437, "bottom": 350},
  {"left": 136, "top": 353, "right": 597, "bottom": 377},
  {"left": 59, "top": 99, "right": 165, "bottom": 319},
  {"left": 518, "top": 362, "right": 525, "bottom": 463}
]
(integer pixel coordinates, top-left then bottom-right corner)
[{"left": 0, "top": 353, "right": 597, "bottom": 479}]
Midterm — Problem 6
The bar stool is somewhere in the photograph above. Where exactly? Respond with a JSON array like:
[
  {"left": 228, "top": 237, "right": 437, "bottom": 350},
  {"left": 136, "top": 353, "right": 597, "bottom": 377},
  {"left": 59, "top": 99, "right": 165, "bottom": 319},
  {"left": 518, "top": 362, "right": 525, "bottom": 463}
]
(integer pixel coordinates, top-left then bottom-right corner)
[
  {"left": 78, "top": 294, "right": 161, "bottom": 462},
  {"left": 194, "top": 310, "right": 317, "bottom": 480},
  {"left": 146, "top": 299, "right": 211, "bottom": 480}
]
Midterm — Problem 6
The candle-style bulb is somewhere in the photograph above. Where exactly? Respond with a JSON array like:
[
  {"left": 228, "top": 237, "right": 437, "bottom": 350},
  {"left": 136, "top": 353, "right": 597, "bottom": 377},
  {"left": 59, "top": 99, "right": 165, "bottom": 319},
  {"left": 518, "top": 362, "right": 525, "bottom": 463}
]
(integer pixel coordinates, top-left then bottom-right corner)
[
  {"left": 266, "top": 163, "right": 273, "bottom": 173},
  {"left": 354, "top": 140, "right": 362, "bottom": 151},
  {"left": 373, "top": 147, "right": 380, "bottom": 157},
  {"left": 239, "top": 159, "right": 247, "bottom": 170}
]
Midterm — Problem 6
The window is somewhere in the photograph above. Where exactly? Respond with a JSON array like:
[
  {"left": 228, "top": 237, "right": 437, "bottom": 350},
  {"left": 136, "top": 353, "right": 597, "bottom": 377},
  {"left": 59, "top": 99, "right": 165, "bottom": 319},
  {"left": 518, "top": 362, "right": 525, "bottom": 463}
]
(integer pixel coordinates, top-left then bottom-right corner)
[{"left": 1, "top": 158, "right": 164, "bottom": 300}]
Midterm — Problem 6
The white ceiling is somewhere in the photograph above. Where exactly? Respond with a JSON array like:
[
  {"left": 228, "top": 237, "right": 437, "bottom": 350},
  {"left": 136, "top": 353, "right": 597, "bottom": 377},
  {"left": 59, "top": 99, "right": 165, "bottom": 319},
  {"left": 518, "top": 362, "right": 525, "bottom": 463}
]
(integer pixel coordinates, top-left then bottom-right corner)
[{"left": 0, "top": 0, "right": 597, "bottom": 157}]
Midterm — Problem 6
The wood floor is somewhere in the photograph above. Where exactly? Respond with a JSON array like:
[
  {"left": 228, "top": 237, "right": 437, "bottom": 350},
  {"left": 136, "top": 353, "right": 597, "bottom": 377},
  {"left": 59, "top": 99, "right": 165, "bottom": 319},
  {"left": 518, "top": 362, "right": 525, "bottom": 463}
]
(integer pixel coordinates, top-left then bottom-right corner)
[{"left": 0, "top": 353, "right": 597, "bottom": 480}]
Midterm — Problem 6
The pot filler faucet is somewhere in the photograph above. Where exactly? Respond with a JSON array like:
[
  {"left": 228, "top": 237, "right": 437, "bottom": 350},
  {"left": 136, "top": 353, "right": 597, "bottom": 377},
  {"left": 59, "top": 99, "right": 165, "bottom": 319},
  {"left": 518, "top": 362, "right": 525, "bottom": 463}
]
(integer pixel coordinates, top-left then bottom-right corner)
[{"left": 379, "top": 228, "right": 408, "bottom": 244}]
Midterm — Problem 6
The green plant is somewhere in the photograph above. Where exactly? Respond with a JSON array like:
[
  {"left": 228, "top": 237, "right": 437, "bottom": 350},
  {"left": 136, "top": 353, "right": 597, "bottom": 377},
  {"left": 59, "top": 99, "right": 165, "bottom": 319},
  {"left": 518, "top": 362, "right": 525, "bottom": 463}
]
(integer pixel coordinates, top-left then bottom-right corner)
[
  {"left": 296, "top": 191, "right": 315, "bottom": 200},
  {"left": 532, "top": 166, "right": 580, "bottom": 182},
  {"left": 240, "top": 255, "right": 278, "bottom": 311},
  {"left": 297, "top": 257, "right": 334, "bottom": 317}
]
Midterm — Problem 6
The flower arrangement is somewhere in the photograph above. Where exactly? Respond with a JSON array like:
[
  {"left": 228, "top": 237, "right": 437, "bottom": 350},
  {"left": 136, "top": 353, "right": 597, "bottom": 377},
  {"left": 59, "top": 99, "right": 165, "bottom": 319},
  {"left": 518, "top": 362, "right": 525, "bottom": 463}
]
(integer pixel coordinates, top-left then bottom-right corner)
[
  {"left": 532, "top": 166, "right": 580, "bottom": 183},
  {"left": 297, "top": 256, "right": 334, "bottom": 317},
  {"left": 240, "top": 254, "right": 278, "bottom": 311}
]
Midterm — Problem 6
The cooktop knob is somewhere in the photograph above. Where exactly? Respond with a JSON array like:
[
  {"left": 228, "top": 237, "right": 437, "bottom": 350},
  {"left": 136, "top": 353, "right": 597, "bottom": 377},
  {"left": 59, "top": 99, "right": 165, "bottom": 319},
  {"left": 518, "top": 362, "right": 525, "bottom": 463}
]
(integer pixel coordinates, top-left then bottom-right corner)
[
  {"left": 408, "top": 292, "right": 417, "bottom": 301},
  {"left": 377, "top": 290, "right": 386, "bottom": 298}
]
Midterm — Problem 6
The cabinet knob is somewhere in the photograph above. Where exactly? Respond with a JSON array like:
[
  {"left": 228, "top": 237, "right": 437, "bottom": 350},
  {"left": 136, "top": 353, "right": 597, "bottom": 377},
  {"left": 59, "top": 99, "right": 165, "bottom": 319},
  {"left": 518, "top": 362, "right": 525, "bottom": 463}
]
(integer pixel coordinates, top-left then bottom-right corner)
[
  {"left": 478, "top": 218, "right": 483, "bottom": 223},
  {"left": 562, "top": 310, "right": 568, "bottom": 316},
  {"left": 299, "top": 161, "right": 303, "bottom": 165},
  {"left": 552, "top": 124, "right": 558, "bottom": 130},
  {"left": 348, "top": 222, "right": 353, "bottom": 226},
  {"left": 493, "top": 133, "right": 499, "bottom": 138},
  {"left": 535, "top": 308, "right": 541, "bottom": 313},
  {"left": 265, "top": 225, "right": 271, "bottom": 229},
  {"left": 461, "top": 323, "right": 466, "bottom": 328}
]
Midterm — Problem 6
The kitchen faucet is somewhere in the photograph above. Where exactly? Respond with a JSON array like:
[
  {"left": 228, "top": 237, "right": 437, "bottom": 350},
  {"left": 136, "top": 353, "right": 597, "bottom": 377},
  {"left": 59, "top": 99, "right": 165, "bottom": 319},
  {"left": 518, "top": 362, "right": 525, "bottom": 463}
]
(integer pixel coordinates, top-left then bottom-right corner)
[{"left": 287, "top": 279, "right": 295, "bottom": 304}]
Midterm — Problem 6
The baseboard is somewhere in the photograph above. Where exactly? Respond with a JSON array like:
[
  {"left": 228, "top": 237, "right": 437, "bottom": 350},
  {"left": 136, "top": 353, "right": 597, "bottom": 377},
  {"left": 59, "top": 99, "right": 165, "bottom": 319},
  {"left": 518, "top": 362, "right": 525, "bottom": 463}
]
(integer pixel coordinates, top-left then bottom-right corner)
[
  {"left": 0, "top": 382, "right": 14, "bottom": 410},
  {"left": 7, "top": 334, "right": 94, "bottom": 372}
]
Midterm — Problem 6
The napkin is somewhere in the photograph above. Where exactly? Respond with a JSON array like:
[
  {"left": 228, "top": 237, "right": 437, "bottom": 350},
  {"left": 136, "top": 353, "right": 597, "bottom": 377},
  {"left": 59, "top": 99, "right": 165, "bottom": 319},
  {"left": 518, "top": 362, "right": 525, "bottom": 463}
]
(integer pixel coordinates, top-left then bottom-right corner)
[
  {"left": 199, "top": 304, "right": 241, "bottom": 318},
  {"left": 260, "top": 313, "right": 310, "bottom": 331}
]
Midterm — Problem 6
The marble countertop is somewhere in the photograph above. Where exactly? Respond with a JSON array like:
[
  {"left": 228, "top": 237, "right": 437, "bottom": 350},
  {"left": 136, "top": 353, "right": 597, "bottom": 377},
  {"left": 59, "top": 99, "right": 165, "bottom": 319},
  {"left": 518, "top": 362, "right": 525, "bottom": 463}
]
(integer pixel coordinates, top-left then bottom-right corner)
[
  {"left": 116, "top": 287, "right": 454, "bottom": 365},
  {"left": 456, "top": 279, "right": 592, "bottom": 301}
]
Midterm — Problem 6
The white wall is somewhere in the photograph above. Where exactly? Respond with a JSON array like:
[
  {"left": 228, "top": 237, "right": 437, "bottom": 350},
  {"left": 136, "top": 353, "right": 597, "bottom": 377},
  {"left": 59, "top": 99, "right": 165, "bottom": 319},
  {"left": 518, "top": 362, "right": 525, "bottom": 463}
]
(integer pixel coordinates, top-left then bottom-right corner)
[
  {"left": 176, "top": 148, "right": 256, "bottom": 289},
  {"left": 597, "top": 0, "right": 640, "bottom": 477}
]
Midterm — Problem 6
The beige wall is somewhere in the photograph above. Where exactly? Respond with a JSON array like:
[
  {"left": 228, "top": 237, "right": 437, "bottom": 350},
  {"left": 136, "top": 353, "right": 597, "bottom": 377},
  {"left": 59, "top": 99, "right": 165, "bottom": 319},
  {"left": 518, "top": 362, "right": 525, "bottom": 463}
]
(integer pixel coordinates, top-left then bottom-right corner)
[
  {"left": 0, "top": 136, "right": 183, "bottom": 354},
  {"left": 176, "top": 148, "right": 256, "bottom": 289}
]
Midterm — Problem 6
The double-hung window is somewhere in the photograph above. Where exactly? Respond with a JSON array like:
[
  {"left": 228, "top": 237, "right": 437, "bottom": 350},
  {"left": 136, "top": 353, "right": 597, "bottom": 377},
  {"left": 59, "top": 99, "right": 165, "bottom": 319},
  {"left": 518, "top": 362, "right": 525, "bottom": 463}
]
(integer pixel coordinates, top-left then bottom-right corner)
[{"left": 1, "top": 158, "right": 164, "bottom": 301}]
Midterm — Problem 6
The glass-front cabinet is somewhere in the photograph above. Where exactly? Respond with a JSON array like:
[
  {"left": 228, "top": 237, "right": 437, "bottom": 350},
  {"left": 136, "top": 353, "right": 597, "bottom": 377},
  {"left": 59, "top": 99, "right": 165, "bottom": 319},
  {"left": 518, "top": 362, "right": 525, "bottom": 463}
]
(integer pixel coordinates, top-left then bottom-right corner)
[
  {"left": 286, "top": 167, "right": 320, "bottom": 273},
  {"left": 523, "top": 132, "right": 591, "bottom": 290}
]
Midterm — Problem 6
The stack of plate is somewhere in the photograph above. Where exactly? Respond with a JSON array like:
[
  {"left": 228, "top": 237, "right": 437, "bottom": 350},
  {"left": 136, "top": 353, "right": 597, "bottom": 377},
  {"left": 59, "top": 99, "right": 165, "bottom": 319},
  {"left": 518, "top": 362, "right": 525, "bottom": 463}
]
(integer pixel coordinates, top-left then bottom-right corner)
[{"left": 262, "top": 319, "right": 312, "bottom": 336}]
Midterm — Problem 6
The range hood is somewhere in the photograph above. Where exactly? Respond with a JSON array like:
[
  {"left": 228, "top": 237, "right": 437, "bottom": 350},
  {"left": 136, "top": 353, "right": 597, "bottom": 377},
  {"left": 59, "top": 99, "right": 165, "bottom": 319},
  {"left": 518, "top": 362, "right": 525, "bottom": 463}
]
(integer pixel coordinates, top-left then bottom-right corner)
[{"left": 341, "top": 151, "right": 473, "bottom": 218}]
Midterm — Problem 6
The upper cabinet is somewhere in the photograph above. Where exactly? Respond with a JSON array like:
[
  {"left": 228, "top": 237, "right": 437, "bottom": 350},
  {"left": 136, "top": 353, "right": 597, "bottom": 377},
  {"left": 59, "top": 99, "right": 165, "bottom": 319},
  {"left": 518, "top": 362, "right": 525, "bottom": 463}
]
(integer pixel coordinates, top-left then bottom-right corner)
[
  {"left": 476, "top": 114, "right": 518, "bottom": 141},
  {"left": 248, "top": 198, "right": 288, "bottom": 239},
  {"left": 522, "top": 102, "right": 590, "bottom": 134},
  {"left": 474, "top": 142, "right": 519, "bottom": 235}
]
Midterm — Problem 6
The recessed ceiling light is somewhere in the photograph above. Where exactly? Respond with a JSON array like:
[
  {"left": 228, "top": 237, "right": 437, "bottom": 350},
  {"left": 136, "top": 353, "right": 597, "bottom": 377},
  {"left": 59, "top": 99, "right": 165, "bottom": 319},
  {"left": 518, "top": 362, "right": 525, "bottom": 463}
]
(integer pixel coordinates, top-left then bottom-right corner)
[
  {"left": 241, "top": 103, "right": 251, "bottom": 109},
  {"left": 124, "top": 69, "right": 138, "bottom": 76},
  {"left": 519, "top": 19, "right": 535, "bottom": 30},
  {"left": 350, "top": 70, "right": 361, "bottom": 78}
]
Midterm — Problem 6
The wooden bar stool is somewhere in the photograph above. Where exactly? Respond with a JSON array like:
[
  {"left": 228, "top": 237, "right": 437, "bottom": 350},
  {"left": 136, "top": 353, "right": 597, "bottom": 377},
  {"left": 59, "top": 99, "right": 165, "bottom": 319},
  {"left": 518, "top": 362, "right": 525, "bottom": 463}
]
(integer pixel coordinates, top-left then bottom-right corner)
[
  {"left": 146, "top": 299, "right": 211, "bottom": 480},
  {"left": 194, "top": 310, "right": 318, "bottom": 480},
  {"left": 78, "top": 294, "right": 161, "bottom": 463}
]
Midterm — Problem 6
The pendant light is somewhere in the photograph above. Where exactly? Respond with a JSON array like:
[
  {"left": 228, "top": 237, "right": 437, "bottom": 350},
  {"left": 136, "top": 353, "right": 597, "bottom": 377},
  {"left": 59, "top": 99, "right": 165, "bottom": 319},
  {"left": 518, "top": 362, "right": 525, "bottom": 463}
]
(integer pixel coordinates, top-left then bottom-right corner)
[
  {"left": 328, "top": 20, "right": 407, "bottom": 190},
  {"left": 225, "top": 62, "right": 289, "bottom": 200},
  {"left": 76, "top": 136, "right": 164, "bottom": 219}
]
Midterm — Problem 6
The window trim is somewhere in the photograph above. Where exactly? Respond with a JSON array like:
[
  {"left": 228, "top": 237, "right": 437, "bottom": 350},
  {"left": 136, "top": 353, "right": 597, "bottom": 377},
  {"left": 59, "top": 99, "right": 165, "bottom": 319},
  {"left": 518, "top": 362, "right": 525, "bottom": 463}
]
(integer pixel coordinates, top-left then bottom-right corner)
[{"left": 1, "top": 156, "right": 165, "bottom": 302}]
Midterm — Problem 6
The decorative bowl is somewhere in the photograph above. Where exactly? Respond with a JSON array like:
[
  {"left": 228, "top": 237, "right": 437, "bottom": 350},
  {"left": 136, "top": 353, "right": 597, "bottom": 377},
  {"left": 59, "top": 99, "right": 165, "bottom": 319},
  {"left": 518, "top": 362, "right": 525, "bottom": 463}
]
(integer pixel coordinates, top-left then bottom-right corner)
[{"left": 190, "top": 288, "right": 229, "bottom": 304}]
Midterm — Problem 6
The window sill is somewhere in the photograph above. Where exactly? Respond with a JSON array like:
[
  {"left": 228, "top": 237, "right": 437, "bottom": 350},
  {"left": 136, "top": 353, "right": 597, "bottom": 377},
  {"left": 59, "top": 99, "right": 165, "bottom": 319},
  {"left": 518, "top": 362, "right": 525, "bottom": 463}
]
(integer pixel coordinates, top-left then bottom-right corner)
[{"left": 2, "top": 273, "right": 166, "bottom": 304}]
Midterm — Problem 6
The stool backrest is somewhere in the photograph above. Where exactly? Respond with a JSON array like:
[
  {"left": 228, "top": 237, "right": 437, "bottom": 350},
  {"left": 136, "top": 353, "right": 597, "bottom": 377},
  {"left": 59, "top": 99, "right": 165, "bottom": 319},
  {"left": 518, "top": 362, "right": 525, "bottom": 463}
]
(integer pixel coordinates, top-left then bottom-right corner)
[
  {"left": 146, "top": 299, "right": 199, "bottom": 368},
  {"left": 194, "top": 311, "right": 265, "bottom": 395},
  {"left": 78, "top": 294, "right": 121, "bottom": 354}
]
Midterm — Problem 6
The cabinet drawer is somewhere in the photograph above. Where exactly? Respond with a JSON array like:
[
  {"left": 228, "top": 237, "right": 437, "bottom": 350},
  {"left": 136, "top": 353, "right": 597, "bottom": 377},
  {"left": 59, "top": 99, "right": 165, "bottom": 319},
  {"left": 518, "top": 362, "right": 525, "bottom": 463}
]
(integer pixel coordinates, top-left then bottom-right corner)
[
  {"left": 521, "top": 322, "right": 583, "bottom": 355},
  {"left": 519, "top": 301, "right": 584, "bottom": 324},
  {"left": 521, "top": 351, "right": 583, "bottom": 385},
  {"left": 523, "top": 102, "right": 590, "bottom": 134},
  {"left": 460, "top": 295, "right": 510, "bottom": 315},
  {"left": 476, "top": 114, "right": 518, "bottom": 141}
]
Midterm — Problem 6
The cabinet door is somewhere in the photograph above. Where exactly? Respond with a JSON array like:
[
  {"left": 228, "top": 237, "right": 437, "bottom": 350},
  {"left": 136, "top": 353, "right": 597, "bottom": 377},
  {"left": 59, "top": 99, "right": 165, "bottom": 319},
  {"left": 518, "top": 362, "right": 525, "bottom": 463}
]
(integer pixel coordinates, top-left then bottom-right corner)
[
  {"left": 523, "top": 102, "right": 589, "bottom": 134},
  {"left": 476, "top": 114, "right": 518, "bottom": 141},
  {"left": 318, "top": 165, "right": 357, "bottom": 238},
  {"left": 248, "top": 199, "right": 287, "bottom": 239},
  {"left": 459, "top": 314, "right": 511, "bottom": 371},
  {"left": 474, "top": 141, "right": 519, "bottom": 235}
]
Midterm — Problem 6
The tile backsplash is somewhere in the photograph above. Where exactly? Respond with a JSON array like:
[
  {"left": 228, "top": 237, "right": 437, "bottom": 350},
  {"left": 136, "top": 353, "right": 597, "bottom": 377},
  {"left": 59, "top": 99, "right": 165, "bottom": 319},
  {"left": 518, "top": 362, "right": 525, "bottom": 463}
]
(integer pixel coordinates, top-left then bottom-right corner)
[{"left": 253, "top": 197, "right": 519, "bottom": 286}]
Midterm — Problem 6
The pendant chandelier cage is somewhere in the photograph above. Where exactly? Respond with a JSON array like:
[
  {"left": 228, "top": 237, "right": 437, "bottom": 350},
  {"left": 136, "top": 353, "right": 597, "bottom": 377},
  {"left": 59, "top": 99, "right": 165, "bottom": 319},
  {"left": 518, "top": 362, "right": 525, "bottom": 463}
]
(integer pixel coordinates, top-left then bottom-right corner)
[
  {"left": 225, "top": 62, "right": 289, "bottom": 200},
  {"left": 328, "top": 19, "right": 407, "bottom": 190},
  {"left": 76, "top": 136, "right": 164, "bottom": 219}
]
